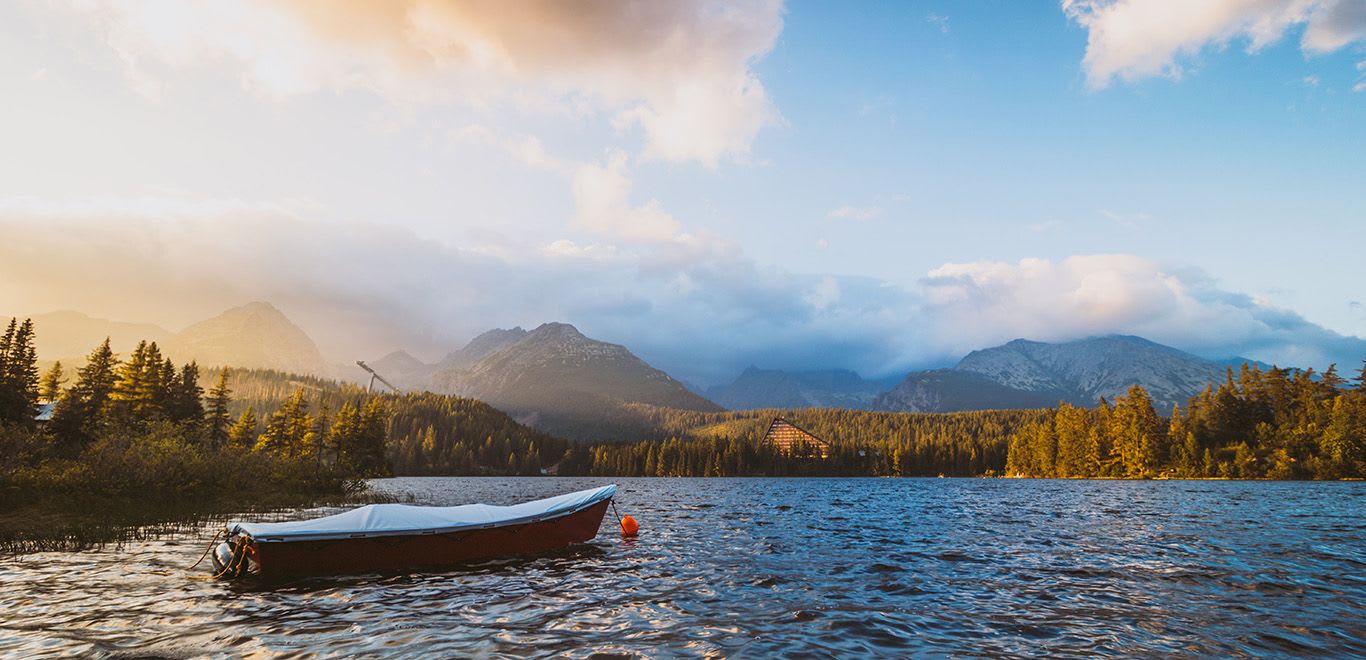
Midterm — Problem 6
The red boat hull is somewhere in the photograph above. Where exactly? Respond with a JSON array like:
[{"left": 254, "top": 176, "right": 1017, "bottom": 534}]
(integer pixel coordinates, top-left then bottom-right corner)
[{"left": 248, "top": 499, "right": 612, "bottom": 578}]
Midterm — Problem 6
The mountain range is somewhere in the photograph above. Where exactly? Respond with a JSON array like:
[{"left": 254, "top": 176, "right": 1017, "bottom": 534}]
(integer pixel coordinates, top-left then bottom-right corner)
[
  {"left": 426, "top": 322, "right": 721, "bottom": 440},
  {"left": 22, "top": 302, "right": 330, "bottom": 376},
  {"left": 875, "top": 335, "right": 1236, "bottom": 413},
  {"left": 705, "top": 367, "right": 895, "bottom": 410},
  {"left": 15, "top": 301, "right": 1275, "bottom": 437}
]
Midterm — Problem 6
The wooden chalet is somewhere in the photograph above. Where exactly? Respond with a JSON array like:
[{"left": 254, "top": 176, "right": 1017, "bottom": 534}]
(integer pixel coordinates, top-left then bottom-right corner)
[{"left": 760, "top": 417, "right": 831, "bottom": 459}]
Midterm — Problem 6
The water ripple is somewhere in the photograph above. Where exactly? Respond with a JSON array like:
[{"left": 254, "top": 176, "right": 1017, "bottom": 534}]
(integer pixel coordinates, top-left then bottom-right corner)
[{"left": 1, "top": 478, "right": 1364, "bottom": 657}]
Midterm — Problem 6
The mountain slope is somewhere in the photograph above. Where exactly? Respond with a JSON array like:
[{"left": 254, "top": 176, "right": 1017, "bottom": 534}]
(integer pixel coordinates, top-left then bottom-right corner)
[
  {"left": 430, "top": 322, "right": 720, "bottom": 440},
  {"left": 163, "top": 302, "right": 329, "bottom": 376},
  {"left": 877, "top": 335, "right": 1232, "bottom": 413},
  {"left": 23, "top": 310, "right": 171, "bottom": 361},
  {"left": 706, "top": 367, "right": 891, "bottom": 410},
  {"left": 435, "top": 327, "right": 528, "bottom": 371},
  {"left": 366, "top": 349, "right": 434, "bottom": 391}
]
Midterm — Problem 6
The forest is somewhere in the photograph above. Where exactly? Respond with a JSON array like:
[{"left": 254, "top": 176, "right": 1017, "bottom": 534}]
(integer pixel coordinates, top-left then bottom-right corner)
[
  {"left": 565, "top": 406, "right": 1049, "bottom": 477},
  {"left": 4, "top": 317, "right": 1364, "bottom": 495},
  {"left": 0, "top": 319, "right": 389, "bottom": 507},
  {"left": 1003, "top": 364, "right": 1366, "bottom": 479}
]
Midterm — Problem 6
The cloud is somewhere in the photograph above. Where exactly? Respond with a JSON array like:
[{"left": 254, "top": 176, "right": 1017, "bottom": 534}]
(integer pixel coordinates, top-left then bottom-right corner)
[
  {"left": 1063, "top": 0, "right": 1366, "bottom": 89},
  {"left": 826, "top": 205, "right": 881, "bottom": 221},
  {"left": 921, "top": 255, "right": 1366, "bottom": 368},
  {"left": 805, "top": 276, "right": 841, "bottom": 310},
  {"left": 1301, "top": 0, "right": 1366, "bottom": 51},
  {"left": 3, "top": 201, "right": 1361, "bottom": 383},
  {"left": 1098, "top": 208, "right": 1149, "bottom": 228},
  {"left": 926, "top": 13, "right": 951, "bottom": 34},
  {"left": 67, "top": 0, "right": 784, "bottom": 166},
  {"left": 0, "top": 198, "right": 918, "bottom": 382},
  {"left": 571, "top": 150, "right": 686, "bottom": 243}
]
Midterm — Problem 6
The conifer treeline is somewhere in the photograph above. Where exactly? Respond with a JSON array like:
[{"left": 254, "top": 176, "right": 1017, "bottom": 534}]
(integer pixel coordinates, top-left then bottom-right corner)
[
  {"left": 203, "top": 369, "right": 569, "bottom": 477},
  {"left": 0, "top": 321, "right": 391, "bottom": 503},
  {"left": 7, "top": 317, "right": 1364, "bottom": 485},
  {"left": 1004, "top": 364, "right": 1366, "bottom": 479},
  {"left": 569, "top": 407, "right": 1051, "bottom": 477}
]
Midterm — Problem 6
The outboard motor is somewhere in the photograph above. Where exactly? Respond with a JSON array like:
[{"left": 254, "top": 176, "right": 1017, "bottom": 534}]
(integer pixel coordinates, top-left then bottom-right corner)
[{"left": 210, "top": 537, "right": 250, "bottom": 578}]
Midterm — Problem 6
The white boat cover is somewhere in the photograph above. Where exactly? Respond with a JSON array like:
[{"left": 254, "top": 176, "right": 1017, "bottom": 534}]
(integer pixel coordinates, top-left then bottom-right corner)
[{"left": 229, "top": 485, "right": 616, "bottom": 542}]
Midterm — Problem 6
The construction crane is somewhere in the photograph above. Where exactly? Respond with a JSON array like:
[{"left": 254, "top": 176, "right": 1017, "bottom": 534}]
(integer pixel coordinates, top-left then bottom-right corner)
[{"left": 356, "top": 360, "right": 400, "bottom": 394}]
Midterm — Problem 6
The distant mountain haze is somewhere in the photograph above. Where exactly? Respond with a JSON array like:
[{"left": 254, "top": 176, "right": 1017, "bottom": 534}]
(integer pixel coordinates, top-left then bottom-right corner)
[
  {"left": 18, "top": 302, "right": 330, "bottom": 377},
  {"left": 366, "top": 349, "right": 434, "bottom": 391},
  {"left": 706, "top": 367, "right": 892, "bottom": 410},
  {"left": 877, "top": 335, "right": 1237, "bottom": 413},
  {"left": 161, "top": 302, "right": 330, "bottom": 376},
  {"left": 13, "top": 302, "right": 1301, "bottom": 427},
  {"left": 26, "top": 310, "right": 172, "bottom": 361}
]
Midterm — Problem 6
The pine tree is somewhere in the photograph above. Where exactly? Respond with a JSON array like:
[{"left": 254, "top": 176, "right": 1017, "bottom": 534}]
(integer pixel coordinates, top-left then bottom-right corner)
[
  {"left": 166, "top": 361, "right": 205, "bottom": 424},
  {"left": 333, "top": 399, "right": 391, "bottom": 477},
  {"left": 205, "top": 369, "right": 232, "bottom": 449},
  {"left": 1111, "top": 384, "right": 1164, "bottom": 478},
  {"left": 1354, "top": 359, "right": 1366, "bottom": 393},
  {"left": 1054, "top": 403, "right": 1091, "bottom": 477},
  {"left": 111, "top": 341, "right": 166, "bottom": 422},
  {"left": 330, "top": 402, "right": 362, "bottom": 468},
  {"left": 0, "top": 318, "right": 39, "bottom": 426},
  {"left": 256, "top": 389, "right": 313, "bottom": 457},
  {"left": 40, "top": 361, "right": 65, "bottom": 403},
  {"left": 227, "top": 407, "right": 259, "bottom": 450},
  {"left": 50, "top": 338, "right": 119, "bottom": 452},
  {"left": 157, "top": 356, "right": 177, "bottom": 412},
  {"left": 1167, "top": 404, "right": 1192, "bottom": 475},
  {"left": 309, "top": 402, "right": 331, "bottom": 462}
]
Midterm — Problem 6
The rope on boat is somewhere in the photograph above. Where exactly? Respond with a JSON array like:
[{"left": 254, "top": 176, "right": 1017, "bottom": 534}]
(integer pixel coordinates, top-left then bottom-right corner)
[
  {"left": 187, "top": 533, "right": 253, "bottom": 580},
  {"left": 610, "top": 498, "right": 623, "bottom": 527},
  {"left": 187, "top": 528, "right": 223, "bottom": 570}
]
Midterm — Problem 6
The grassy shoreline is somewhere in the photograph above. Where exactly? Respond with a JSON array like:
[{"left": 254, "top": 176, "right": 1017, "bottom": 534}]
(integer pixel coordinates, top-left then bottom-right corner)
[{"left": 0, "top": 487, "right": 394, "bottom": 555}]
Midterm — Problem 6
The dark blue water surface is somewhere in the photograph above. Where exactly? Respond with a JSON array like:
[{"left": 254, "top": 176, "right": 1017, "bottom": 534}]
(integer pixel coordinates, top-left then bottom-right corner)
[{"left": 2, "top": 478, "right": 1364, "bottom": 657}]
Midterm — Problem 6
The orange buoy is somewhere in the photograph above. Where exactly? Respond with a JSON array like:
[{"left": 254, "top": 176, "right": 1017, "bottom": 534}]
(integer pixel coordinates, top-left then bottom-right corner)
[{"left": 620, "top": 515, "right": 639, "bottom": 537}]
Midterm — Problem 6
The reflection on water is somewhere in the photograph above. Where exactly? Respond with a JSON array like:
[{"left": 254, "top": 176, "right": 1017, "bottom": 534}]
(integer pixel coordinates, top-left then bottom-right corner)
[{"left": 2, "top": 478, "right": 1364, "bottom": 657}]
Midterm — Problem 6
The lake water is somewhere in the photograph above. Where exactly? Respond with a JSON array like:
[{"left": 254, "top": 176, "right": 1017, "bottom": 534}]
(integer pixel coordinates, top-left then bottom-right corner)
[{"left": 2, "top": 478, "right": 1363, "bottom": 657}]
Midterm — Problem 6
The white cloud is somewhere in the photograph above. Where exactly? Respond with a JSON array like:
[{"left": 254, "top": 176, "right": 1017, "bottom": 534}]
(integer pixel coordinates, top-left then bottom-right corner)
[
  {"left": 571, "top": 150, "right": 685, "bottom": 243},
  {"left": 3, "top": 200, "right": 1361, "bottom": 381},
  {"left": 920, "top": 255, "right": 1365, "bottom": 367},
  {"left": 926, "top": 13, "right": 951, "bottom": 34},
  {"left": 1063, "top": 0, "right": 1366, "bottom": 89},
  {"left": 67, "top": 0, "right": 784, "bottom": 166},
  {"left": 1098, "top": 208, "right": 1149, "bottom": 228},
  {"left": 827, "top": 205, "right": 881, "bottom": 221},
  {"left": 805, "top": 276, "right": 841, "bottom": 310}
]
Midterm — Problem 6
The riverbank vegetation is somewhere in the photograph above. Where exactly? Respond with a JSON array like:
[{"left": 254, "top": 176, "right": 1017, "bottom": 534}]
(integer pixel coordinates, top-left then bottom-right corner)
[
  {"left": 1003, "top": 363, "right": 1366, "bottom": 479},
  {"left": 0, "top": 321, "right": 389, "bottom": 524},
  {"left": 1, "top": 320, "right": 571, "bottom": 519},
  {"left": 5, "top": 316, "right": 1363, "bottom": 519}
]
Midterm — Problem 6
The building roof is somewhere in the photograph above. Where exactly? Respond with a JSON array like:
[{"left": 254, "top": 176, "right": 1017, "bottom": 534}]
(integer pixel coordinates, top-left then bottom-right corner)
[
  {"left": 760, "top": 417, "right": 830, "bottom": 458},
  {"left": 34, "top": 401, "right": 56, "bottom": 422}
]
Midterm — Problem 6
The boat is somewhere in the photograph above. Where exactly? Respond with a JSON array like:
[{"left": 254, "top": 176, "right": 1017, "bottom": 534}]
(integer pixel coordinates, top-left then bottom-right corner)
[{"left": 209, "top": 484, "right": 618, "bottom": 579}]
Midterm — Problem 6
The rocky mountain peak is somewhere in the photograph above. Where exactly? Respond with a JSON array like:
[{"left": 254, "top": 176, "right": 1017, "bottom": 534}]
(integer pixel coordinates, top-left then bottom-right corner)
[
  {"left": 880, "top": 334, "right": 1234, "bottom": 413},
  {"left": 528, "top": 322, "right": 586, "bottom": 340}
]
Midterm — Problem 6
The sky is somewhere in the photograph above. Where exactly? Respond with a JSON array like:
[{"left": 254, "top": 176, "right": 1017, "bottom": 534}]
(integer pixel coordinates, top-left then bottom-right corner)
[{"left": 1, "top": 0, "right": 1364, "bottom": 385}]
